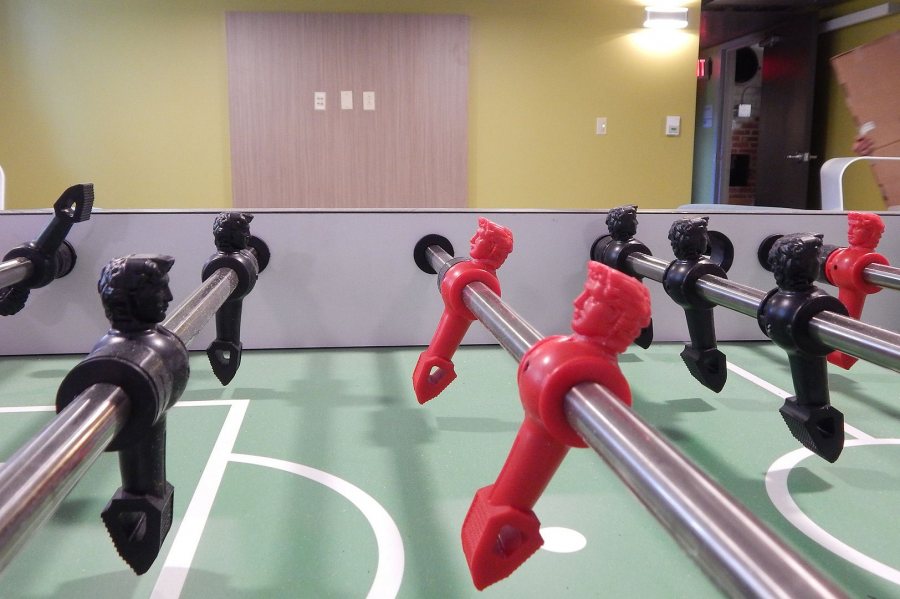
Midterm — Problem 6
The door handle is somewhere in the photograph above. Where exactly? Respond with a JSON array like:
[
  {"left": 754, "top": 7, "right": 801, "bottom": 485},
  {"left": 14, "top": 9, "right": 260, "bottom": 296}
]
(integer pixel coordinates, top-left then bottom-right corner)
[{"left": 786, "top": 152, "right": 818, "bottom": 162}]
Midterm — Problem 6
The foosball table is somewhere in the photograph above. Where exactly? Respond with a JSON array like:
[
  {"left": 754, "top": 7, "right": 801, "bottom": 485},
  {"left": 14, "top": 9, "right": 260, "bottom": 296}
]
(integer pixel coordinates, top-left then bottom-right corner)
[{"left": 0, "top": 194, "right": 897, "bottom": 598}]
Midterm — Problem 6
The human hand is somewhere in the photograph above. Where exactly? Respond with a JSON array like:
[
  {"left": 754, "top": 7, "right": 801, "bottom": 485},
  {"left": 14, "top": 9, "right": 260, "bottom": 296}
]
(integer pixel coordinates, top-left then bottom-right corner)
[{"left": 852, "top": 135, "right": 875, "bottom": 156}]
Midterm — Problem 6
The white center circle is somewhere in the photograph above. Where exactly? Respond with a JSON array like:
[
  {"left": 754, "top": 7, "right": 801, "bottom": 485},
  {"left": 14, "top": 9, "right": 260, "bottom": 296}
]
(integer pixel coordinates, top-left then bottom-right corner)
[
  {"left": 539, "top": 527, "right": 587, "bottom": 553},
  {"left": 766, "top": 438, "right": 900, "bottom": 586}
]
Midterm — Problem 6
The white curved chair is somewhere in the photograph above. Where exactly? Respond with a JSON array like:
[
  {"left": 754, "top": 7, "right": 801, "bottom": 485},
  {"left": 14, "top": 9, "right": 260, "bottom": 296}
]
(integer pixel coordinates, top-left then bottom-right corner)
[{"left": 820, "top": 156, "right": 900, "bottom": 210}]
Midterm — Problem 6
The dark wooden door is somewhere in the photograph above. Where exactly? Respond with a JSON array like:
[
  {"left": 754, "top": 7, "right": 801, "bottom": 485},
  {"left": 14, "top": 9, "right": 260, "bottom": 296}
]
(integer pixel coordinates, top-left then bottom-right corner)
[{"left": 755, "top": 15, "right": 818, "bottom": 209}]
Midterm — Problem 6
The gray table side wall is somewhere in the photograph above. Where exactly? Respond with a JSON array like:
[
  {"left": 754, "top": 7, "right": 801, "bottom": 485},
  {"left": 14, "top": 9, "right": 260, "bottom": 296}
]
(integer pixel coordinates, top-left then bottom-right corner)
[{"left": 0, "top": 210, "right": 897, "bottom": 356}]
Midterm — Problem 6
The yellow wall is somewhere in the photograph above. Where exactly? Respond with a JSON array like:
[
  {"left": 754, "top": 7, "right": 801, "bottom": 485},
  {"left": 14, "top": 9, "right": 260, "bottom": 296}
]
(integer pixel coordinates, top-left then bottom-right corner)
[
  {"left": 0, "top": 0, "right": 700, "bottom": 210},
  {"left": 814, "top": 0, "right": 900, "bottom": 211}
]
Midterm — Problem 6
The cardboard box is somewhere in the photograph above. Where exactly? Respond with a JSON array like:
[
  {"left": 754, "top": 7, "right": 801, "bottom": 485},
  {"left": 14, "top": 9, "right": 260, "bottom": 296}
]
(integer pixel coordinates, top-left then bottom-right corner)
[
  {"left": 831, "top": 32, "right": 900, "bottom": 205},
  {"left": 872, "top": 140, "right": 900, "bottom": 207}
]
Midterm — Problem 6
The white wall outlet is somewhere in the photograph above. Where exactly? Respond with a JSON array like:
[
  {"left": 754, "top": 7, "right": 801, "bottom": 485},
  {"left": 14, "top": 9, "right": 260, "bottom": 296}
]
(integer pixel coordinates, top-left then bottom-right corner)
[
  {"left": 737, "top": 104, "right": 752, "bottom": 118},
  {"left": 314, "top": 92, "right": 326, "bottom": 111},
  {"left": 363, "top": 91, "right": 375, "bottom": 111},
  {"left": 340, "top": 91, "right": 353, "bottom": 110},
  {"left": 596, "top": 117, "right": 608, "bottom": 135},
  {"left": 665, "top": 115, "right": 681, "bottom": 136}
]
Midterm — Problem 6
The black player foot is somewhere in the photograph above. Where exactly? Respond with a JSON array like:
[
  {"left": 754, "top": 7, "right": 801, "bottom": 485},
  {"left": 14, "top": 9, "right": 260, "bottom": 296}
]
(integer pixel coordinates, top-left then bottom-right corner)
[
  {"left": 101, "top": 483, "right": 174, "bottom": 575},
  {"left": 207, "top": 339, "right": 243, "bottom": 385},
  {"left": 779, "top": 398, "right": 844, "bottom": 463},
  {"left": 679, "top": 346, "right": 727, "bottom": 393},
  {"left": 635, "top": 320, "right": 653, "bottom": 349}
]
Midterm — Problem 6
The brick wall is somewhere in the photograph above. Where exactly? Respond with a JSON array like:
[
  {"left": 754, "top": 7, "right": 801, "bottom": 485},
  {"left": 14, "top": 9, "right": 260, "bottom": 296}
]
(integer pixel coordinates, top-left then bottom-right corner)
[{"left": 728, "top": 117, "right": 759, "bottom": 205}]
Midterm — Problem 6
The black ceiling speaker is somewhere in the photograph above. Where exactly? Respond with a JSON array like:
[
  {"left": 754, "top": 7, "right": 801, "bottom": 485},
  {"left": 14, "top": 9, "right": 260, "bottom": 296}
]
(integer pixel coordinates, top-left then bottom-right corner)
[{"left": 734, "top": 47, "right": 759, "bottom": 83}]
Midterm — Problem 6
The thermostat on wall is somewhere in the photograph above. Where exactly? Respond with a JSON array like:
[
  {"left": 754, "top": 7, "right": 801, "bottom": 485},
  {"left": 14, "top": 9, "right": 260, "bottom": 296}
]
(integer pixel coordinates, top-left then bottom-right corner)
[{"left": 666, "top": 115, "right": 681, "bottom": 136}]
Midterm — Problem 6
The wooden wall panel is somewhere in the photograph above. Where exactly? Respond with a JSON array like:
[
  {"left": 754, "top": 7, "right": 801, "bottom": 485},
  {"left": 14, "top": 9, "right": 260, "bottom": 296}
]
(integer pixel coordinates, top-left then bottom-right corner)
[{"left": 226, "top": 13, "right": 468, "bottom": 209}]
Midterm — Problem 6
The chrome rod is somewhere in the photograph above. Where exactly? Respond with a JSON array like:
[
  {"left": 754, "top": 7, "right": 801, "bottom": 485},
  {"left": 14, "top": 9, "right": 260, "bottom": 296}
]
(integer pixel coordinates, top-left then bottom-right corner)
[
  {"left": 0, "top": 384, "right": 129, "bottom": 572},
  {"left": 424, "top": 244, "right": 845, "bottom": 598},
  {"left": 427, "top": 246, "right": 543, "bottom": 358},
  {"left": 864, "top": 263, "right": 900, "bottom": 291},
  {"left": 162, "top": 267, "right": 238, "bottom": 345},
  {"left": 625, "top": 252, "right": 668, "bottom": 282},
  {"left": 461, "top": 281, "right": 542, "bottom": 361},
  {"left": 810, "top": 310, "right": 900, "bottom": 368},
  {"left": 696, "top": 276, "right": 767, "bottom": 317},
  {"left": 425, "top": 245, "right": 453, "bottom": 273},
  {"left": 623, "top": 251, "right": 900, "bottom": 373},
  {"left": 0, "top": 258, "right": 32, "bottom": 289},
  {"left": 565, "top": 383, "right": 845, "bottom": 599}
]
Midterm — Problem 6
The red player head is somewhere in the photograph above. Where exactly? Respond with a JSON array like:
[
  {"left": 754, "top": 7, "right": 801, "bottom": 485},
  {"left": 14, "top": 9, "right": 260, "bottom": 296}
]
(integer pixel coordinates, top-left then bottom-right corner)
[
  {"left": 470, "top": 217, "right": 513, "bottom": 270},
  {"left": 571, "top": 262, "right": 651, "bottom": 353},
  {"left": 846, "top": 212, "right": 884, "bottom": 249}
]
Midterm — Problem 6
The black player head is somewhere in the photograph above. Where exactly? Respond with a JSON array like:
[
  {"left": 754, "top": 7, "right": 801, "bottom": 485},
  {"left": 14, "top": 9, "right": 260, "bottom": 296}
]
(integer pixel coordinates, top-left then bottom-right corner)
[
  {"left": 768, "top": 234, "right": 823, "bottom": 291},
  {"left": 668, "top": 217, "right": 709, "bottom": 261},
  {"left": 606, "top": 205, "right": 638, "bottom": 242},
  {"left": 213, "top": 212, "right": 253, "bottom": 253},
  {"left": 98, "top": 254, "right": 175, "bottom": 332}
]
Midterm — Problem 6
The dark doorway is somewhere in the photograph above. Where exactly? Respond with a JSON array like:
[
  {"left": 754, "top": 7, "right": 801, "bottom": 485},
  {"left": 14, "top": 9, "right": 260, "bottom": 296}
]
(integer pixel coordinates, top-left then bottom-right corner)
[
  {"left": 755, "top": 16, "right": 819, "bottom": 208},
  {"left": 692, "top": 10, "right": 820, "bottom": 208}
]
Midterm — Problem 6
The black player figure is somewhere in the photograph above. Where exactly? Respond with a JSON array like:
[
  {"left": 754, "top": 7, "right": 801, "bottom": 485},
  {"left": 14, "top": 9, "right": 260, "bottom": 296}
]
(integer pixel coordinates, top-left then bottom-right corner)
[
  {"left": 56, "top": 254, "right": 190, "bottom": 574},
  {"left": 213, "top": 211, "right": 253, "bottom": 253},
  {"left": 99, "top": 254, "right": 175, "bottom": 332},
  {"left": 203, "top": 212, "right": 264, "bottom": 384},
  {"left": 668, "top": 217, "right": 708, "bottom": 261},
  {"left": 0, "top": 287, "right": 30, "bottom": 316},
  {"left": 663, "top": 217, "right": 728, "bottom": 392},
  {"left": 0, "top": 184, "right": 93, "bottom": 315},
  {"left": 759, "top": 234, "right": 848, "bottom": 462},
  {"left": 606, "top": 205, "right": 639, "bottom": 242},
  {"left": 591, "top": 205, "right": 653, "bottom": 348}
]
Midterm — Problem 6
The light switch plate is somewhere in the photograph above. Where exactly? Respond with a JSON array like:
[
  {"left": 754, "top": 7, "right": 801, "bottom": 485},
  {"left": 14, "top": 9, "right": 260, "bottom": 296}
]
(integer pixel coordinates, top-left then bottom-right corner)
[
  {"left": 314, "top": 92, "right": 326, "bottom": 111},
  {"left": 341, "top": 91, "right": 353, "bottom": 110},
  {"left": 737, "top": 104, "right": 752, "bottom": 118},
  {"left": 596, "top": 117, "right": 608, "bottom": 135},
  {"left": 665, "top": 115, "right": 680, "bottom": 136},
  {"left": 363, "top": 91, "right": 375, "bottom": 111}
]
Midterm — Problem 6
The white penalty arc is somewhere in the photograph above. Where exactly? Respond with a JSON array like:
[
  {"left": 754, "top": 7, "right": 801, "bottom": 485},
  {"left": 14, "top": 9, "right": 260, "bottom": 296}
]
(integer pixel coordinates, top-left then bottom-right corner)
[
  {"left": 766, "top": 439, "right": 900, "bottom": 586},
  {"left": 0, "top": 401, "right": 406, "bottom": 597},
  {"left": 229, "top": 453, "right": 405, "bottom": 599}
]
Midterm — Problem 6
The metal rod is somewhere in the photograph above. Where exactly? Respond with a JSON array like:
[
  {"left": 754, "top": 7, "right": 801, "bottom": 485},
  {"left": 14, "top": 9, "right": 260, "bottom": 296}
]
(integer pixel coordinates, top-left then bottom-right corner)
[
  {"left": 162, "top": 267, "right": 238, "bottom": 345},
  {"left": 696, "top": 277, "right": 767, "bottom": 317},
  {"left": 0, "top": 384, "right": 129, "bottom": 572},
  {"left": 460, "top": 282, "right": 542, "bottom": 361},
  {"left": 623, "top": 251, "right": 900, "bottom": 373},
  {"left": 426, "top": 246, "right": 543, "bottom": 358},
  {"left": 0, "top": 258, "right": 32, "bottom": 289},
  {"left": 625, "top": 252, "right": 668, "bottom": 282},
  {"left": 864, "top": 263, "right": 900, "bottom": 291},
  {"left": 425, "top": 244, "right": 845, "bottom": 598},
  {"left": 564, "top": 384, "right": 844, "bottom": 599},
  {"left": 810, "top": 310, "right": 900, "bottom": 367}
]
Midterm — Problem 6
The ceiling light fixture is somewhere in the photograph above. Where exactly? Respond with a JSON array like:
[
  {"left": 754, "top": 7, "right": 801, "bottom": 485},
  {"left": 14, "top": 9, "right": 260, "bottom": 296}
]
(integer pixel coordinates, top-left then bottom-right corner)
[{"left": 643, "top": 6, "right": 689, "bottom": 29}]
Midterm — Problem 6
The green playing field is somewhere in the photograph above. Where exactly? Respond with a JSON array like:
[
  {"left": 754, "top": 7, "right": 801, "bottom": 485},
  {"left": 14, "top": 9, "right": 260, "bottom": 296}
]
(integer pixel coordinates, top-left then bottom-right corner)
[{"left": 0, "top": 342, "right": 898, "bottom": 598}]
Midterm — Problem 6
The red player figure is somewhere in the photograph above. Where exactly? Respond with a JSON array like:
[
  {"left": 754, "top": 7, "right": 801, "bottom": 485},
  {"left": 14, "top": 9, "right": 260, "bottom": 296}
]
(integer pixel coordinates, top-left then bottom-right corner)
[
  {"left": 460, "top": 262, "right": 651, "bottom": 590},
  {"left": 412, "top": 218, "right": 514, "bottom": 404},
  {"left": 825, "top": 212, "right": 888, "bottom": 369},
  {"left": 469, "top": 218, "right": 514, "bottom": 270}
]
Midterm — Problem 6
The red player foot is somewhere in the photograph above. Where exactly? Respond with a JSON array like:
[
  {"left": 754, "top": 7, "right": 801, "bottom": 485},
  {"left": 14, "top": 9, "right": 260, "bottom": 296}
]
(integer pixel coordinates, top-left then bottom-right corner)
[
  {"left": 827, "top": 350, "right": 858, "bottom": 370},
  {"left": 412, "top": 353, "right": 457, "bottom": 404},
  {"left": 461, "top": 485, "right": 543, "bottom": 590}
]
